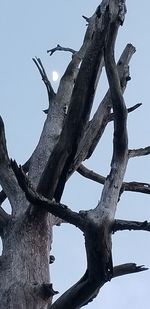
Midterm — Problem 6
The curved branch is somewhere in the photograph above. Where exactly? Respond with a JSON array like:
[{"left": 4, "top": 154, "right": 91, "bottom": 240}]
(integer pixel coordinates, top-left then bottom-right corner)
[
  {"left": 32, "top": 57, "right": 55, "bottom": 105},
  {"left": 70, "top": 43, "right": 135, "bottom": 175},
  {"left": 78, "top": 164, "right": 150, "bottom": 195},
  {"left": 47, "top": 44, "right": 76, "bottom": 56},
  {"left": 77, "top": 164, "right": 105, "bottom": 184},
  {"left": 11, "top": 160, "right": 84, "bottom": 230},
  {"left": 104, "top": 20, "right": 128, "bottom": 160}
]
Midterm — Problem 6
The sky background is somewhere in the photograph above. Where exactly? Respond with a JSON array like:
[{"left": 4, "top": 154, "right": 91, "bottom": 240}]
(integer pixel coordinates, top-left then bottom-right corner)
[{"left": 0, "top": 1, "right": 150, "bottom": 308}]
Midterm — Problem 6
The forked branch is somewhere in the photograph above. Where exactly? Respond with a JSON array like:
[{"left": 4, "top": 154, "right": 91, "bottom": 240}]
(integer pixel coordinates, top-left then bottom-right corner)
[
  {"left": 11, "top": 160, "right": 84, "bottom": 230},
  {"left": 32, "top": 57, "right": 55, "bottom": 105},
  {"left": 37, "top": 4, "right": 111, "bottom": 202},
  {"left": 71, "top": 43, "right": 135, "bottom": 174}
]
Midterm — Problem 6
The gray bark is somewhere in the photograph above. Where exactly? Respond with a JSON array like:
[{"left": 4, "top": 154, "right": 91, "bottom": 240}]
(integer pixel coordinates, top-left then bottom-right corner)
[{"left": 0, "top": 0, "right": 149, "bottom": 308}]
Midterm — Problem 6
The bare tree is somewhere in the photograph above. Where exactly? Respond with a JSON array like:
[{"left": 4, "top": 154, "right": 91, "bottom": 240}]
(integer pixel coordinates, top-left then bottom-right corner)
[{"left": 0, "top": 0, "right": 150, "bottom": 308}]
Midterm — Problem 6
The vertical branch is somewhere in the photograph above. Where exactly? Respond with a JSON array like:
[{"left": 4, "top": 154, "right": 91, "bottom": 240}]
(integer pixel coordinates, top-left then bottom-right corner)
[
  {"left": 93, "top": 0, "right": 128, "bottom": 221},
  {"left": 0, "top": 117, "right": 27, "bottom": 215},
  {"left": 104, "top": 21, "right": 128, "bottom": 161}
]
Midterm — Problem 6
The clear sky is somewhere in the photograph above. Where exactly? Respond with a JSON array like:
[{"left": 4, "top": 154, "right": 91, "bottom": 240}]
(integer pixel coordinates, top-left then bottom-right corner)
[{"left": 0, "top": 1, "right": 150, "bottom": 308}]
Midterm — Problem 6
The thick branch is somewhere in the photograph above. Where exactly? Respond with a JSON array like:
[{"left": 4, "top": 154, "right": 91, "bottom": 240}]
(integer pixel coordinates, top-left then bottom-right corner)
[
  {"left": 37, "top": 8, "right": 110, "bottom": 202},
  {"left": 129, "top": 146, "right": 150, "bottom": 158},
  {"left": 70, "top": 43, "right": 135, "bottom": 175},
  {"left": 11, "top": 161, "right": 84, "bottom": 230},
  {"left": 113, "top": 263, "right": 148, "bottom": 278},
  {"left": 0, "top": 117, "right": 27, "bottom": 214},
  {"left": 104, "top": 18, "right": 128, "bottom": 160},
  {"left": 49, "top": 2, "right": 129, "bottom": 308},
  {"left": 113, "top": 219, "right": 150, "bottom": 232},
  {"left": 0, "top": 157, "right": 31, "bottom": 206},
  {"left": 47, "top": 44, "right": 76, "bottom": 56},
  {"left": 85, "top": 4, "right": 128, "bottom": 226},
  {"left": 28, "top": 6, "right": 99, "bottom": 189}
]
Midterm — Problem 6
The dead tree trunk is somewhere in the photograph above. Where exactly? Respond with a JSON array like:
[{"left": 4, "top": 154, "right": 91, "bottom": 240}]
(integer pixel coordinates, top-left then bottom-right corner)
[{"left": 0, "top": 1, "right": 150, "bottom": 308}]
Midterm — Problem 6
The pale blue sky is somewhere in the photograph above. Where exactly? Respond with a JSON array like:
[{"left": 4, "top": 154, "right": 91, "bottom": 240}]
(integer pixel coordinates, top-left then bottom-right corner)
[{"left": 0, "top": 1, "right": 150, "bottom": 308}]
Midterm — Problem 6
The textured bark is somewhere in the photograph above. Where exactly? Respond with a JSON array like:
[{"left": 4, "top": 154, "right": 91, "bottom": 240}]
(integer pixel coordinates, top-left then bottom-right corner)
[{"left": 0, "top": 0, "right": 149, "bottom": 308}]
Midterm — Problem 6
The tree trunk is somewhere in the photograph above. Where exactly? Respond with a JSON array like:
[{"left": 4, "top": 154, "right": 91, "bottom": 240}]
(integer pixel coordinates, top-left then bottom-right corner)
[{"left": 0, "top": 210, "right": 52, "bottom": 308}]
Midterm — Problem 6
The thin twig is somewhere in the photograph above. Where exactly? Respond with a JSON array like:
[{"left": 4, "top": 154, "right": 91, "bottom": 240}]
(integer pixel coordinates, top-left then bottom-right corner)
[
  {"left": 47, "top": 44, "right": 76, "bottom": 56},
  {"left": 77, "top": 164, "right": 150, "bottom": 195},
  {"left": 109, "top": 103, "right": 142, "bottom": 122},
  {"left": 77, "top": 164, "right": 105, "bottom": 184},
  {"left": 82, "top": 15, "right": 90, "bottom": 23}
]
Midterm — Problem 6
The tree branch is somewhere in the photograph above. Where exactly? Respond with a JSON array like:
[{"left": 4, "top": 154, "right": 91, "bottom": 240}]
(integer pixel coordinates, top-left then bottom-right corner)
[
  {"left": 47, "top": 44, "right": 76, "bottom": 56},
  {"left": 77, "top": 164, "right": 105, "bottom": 184},
  {"left": 0, "top": 206, "right": 10, "bottom": 236},
  {"left": 28, "top": 5, "right": 99, "bottom": 189},
  {"left": 0, "top": 157, "right": 31, "bottom": 206},
  {"left": 113, "top": 219, "right": 150, "bottom": 233},
  {"left": 113, "top": 263, "right": 148, "bottom": 278},
  {"left": 104, "top": 18, "right": 128, "bottom": 161},
  {"left": 129, "top": 146, "right": 150, "bottom": 158},
  {"left": 32, "top": 57, "right": 55, "bottom": 106},
  {"left": 0, "top": 116, "right": 27, "bottom": 214},
  {"left": 11, "top": 160, "right": 84, "bottom": 230},
  {"left": 78, "top": 164, "right": 150, "bottom": 196},
  {"left": 109, "top": 103, "right": 142, "bottom": 122},
  {"left": 70, "top": 43, "right": 135, "bottom": 175},
  {"left": 0, "top": 190, "right": 6, "bottom": 206},
  {"left": 37, "top": 7, "right": 111, "bottom": 202},
  {"left": 122, "top": 181, "right": 150, "bottom": 195}
]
